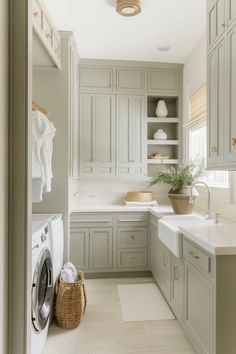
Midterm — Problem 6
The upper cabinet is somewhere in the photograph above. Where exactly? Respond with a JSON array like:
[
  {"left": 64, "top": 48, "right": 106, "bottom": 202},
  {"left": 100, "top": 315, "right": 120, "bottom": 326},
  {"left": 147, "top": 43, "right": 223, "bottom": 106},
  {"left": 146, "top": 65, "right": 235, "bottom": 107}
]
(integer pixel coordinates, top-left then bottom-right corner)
[
  {"left": 80, "top": 68, "right": 116, "bottom": 93},
  {"left": 207, "top": 0, "right": 236, "bottom": 170},
  {"left": 147, "top": 70, "right": 179, "bottom": 94},
  {"left": 208, "top": 0, "right": 225, "bottom": 48},
  {"left": 78, "top": 62, "right": 183, "bottom": 179},
  {"left": 116, "top": 95, "right": 146, "bottom": 177},
  {"left": 32, "top": 0, "right": 61, "bottom": 68},
  {"left": 116, "top": 69, "right": 146, "bottom": 93},
  {"left": 79, "top": 94, "right": 116, "bottom": 177}
]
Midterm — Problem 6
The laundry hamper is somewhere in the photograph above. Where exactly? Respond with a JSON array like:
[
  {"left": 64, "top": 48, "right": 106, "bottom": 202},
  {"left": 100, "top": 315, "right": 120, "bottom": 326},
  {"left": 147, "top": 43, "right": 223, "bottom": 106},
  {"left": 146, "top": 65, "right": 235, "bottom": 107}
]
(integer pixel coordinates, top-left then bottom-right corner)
[{"left": 55, "top": 271, "right": 87, "bottom": 329}]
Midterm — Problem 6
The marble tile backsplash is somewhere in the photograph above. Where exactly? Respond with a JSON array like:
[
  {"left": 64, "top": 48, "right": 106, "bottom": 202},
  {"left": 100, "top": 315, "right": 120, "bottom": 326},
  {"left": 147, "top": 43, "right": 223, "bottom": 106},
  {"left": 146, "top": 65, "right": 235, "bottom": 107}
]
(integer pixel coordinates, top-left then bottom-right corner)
[{"left": 71, "top": 180, "right": 170, "bottom": 207}]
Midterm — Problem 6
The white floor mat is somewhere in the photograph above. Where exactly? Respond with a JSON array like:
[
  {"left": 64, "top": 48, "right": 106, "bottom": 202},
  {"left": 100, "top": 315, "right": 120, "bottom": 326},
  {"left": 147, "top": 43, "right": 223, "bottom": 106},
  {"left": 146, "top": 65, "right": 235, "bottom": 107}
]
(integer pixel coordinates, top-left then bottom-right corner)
[{"left": 118, "top": 283, "right": 175, "bottom": 322}]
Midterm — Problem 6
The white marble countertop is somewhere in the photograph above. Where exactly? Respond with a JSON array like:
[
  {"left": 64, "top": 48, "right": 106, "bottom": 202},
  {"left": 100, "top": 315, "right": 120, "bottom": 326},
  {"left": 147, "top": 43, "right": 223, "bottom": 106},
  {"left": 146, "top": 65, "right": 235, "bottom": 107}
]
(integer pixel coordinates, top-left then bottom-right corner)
[
  {"left": 70, "top": 204, "right": 173, "bottom": 217},
  {"left": 180, "top": 222, "right": 236, "bottom": 255}
]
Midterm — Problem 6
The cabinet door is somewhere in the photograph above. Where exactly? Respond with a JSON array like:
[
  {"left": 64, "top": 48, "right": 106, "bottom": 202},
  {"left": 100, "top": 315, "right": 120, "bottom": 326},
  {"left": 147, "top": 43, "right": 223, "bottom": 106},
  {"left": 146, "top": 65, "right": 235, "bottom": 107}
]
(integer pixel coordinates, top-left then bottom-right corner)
[
  {"left": 80, "top": 67, "right": 115, "bottom": 93},
  {"left": 90, "top": 228, "right": 113, "bottom": 270},
  {"left": 185, "top": 260, "right": 213, "bottom": 354},
  {"left": 208, "top": 0, "right": 225, "bottom": 48},
  {"left": 227, "top": 0, "right": 236, "bottom": 26},
  {"left": 79, "top": 94, "right": 115, "bottom": 177},
  {"left": 69, "top": 40, "right": 79, "bottom": 178},
  {"left": 207, "top": 39, "right": 225, "bottom": 168},
  {"left": 117, "top": 69, "right": 146, "bottom": 93},
  {"left": 116, "top": 95, "right": 146, "bottom": 177},
  {"left": 70, "top": 228, "right": 89, "bottom": 270},
  {"left": 147, "top": 70, "right": 179, "bottom": 94},
  {"left": 159, "top": 243, "right": 171, "bottom": 301},
  {"left": 170, "top": 255, "right": 184, "bottom": 320},
  {"left": 225, "top": 24, "right": 236, "bottom": 165}
]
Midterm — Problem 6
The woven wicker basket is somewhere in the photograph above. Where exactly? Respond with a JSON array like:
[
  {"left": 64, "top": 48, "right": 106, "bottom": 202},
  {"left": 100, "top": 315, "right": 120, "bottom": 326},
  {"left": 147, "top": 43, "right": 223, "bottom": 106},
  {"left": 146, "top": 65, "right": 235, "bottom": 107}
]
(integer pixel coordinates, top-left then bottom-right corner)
[{"left": 55, "top": 271, "right": 87, "bottom": 329}]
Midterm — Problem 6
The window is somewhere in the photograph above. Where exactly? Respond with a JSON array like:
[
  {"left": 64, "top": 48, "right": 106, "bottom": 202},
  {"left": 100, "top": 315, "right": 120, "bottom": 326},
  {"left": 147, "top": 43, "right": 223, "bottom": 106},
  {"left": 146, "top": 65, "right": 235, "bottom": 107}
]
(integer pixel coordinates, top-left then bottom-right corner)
[{"left": 187, "top": 85, "right": 229, "bottom": 188}]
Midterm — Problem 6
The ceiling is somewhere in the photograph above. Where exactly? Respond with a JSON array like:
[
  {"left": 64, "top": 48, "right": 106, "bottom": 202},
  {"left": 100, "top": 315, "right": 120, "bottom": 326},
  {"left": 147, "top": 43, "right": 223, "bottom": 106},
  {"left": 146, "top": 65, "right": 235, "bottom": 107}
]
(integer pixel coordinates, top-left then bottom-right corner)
[{"left": 46, "top": 0, "right": 206, "bottom": 64}]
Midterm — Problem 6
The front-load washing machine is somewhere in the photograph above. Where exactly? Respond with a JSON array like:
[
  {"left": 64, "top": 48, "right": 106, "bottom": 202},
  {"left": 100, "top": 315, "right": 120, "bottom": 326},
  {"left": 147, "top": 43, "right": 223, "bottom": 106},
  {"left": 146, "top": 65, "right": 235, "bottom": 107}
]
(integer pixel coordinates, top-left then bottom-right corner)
[{"left": 31, "top": 220, "right": 53, "bottom": 354}]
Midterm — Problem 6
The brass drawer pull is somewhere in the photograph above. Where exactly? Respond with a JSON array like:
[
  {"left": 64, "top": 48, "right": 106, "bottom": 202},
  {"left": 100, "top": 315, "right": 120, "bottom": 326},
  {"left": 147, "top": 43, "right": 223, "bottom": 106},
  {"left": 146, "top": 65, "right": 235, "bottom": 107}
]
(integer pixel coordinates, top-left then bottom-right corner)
[
  {"left": 130, "top": 256, "right": 135, "bottom": 263},
  {"left": 209, "top": 146, "right": 217, "bottom": 153},
  {"left": 173, "top": 266, "right": 179, "bottom": 280},
  {"left": 219, "top": 23, "right": 225, "bottom": 27},
  {"left": 232, "top": 137, "right": 236, "bottom": 146},
  {"left": 189, "top": 251, "right": 200, "bottom": 260},
  {"left": 33, "top": 11, "right": 39, "bottom": 17}
]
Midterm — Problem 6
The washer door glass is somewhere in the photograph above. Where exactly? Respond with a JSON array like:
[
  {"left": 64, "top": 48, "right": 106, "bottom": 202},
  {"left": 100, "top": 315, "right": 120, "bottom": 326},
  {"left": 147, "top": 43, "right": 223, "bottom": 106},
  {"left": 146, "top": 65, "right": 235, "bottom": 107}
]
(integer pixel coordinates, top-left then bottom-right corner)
[{"left": 32, "top": 248, "right": 53, "bottom": 332}]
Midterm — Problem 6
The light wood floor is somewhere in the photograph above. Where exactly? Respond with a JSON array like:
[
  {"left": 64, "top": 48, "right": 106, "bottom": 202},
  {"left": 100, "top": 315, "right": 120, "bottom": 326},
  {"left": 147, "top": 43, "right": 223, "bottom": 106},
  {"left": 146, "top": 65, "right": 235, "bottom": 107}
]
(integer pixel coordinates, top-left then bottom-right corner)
[{"left": 43, "top": 277, "right": 196, "bottom": 354}]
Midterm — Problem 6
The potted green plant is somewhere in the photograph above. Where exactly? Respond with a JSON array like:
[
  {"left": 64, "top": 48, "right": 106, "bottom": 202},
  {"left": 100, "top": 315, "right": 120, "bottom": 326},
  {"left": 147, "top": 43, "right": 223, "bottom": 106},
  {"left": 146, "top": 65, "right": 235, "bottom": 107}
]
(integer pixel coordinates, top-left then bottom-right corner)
[{"left": 150, "top": 159, "right": 205, "bottom": 214}]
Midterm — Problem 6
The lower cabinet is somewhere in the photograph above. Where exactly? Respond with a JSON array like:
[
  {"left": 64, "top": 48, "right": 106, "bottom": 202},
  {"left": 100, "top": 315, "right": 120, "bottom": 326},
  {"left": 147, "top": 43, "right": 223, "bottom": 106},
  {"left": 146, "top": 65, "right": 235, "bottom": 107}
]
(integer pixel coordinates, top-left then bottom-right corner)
[
  {"left": 170, "top": 255, "right": 184, "bottom": 320},
  {"left": 70, "top": 226, "right": 113, "bottom": 271},
  {"left": 184, "top": 260, "right": 213, "bottom": 354}
]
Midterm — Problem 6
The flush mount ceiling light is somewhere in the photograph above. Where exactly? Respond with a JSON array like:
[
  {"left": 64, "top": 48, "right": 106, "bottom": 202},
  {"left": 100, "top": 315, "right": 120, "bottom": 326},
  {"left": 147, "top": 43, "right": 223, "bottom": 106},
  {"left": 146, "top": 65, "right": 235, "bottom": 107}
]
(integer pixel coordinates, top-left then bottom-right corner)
[{"left": 116, "top": 0, "right": 141, "bottom": 17}]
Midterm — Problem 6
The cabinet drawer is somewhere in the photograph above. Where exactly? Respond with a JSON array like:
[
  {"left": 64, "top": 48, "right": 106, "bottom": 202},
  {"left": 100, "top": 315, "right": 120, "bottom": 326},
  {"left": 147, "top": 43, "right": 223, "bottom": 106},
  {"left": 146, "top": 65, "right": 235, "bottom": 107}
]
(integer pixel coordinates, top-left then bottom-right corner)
[
  {"left": 118, "top": 228, "right": 147, "bottom": 248},
  {"left": 117, "top": 213, "right": 147, "bottom": 227},
  {"left": 117, "top": 249, "right": 148, "bottom": 269},
  {"left": 70, "top": 213, "right": 113, "bottom": 227},
  {"left": 183, "top": 239, "right": 212, "bottom": 275}
]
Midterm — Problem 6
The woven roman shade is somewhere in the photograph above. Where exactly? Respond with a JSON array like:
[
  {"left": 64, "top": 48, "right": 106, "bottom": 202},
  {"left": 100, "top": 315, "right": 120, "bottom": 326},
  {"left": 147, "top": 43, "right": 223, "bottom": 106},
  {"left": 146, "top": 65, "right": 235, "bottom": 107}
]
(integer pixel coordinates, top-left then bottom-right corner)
[{"left": 187, "top": 84, "right": 206, "bottom": 127}]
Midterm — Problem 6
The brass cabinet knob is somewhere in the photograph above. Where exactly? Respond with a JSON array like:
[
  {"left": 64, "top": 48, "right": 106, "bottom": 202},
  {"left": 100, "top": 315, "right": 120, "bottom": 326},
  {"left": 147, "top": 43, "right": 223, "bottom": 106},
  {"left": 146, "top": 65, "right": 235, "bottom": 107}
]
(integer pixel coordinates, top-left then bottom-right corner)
[
  {"left": 33, "top": 11, "right": 39, "bottom": 17},
  {"left": 130, "top": 256, "right": 135, "bottom": 263},
  {"left": 130, "top": 235, "right": 135, "bottom": 240},
  {"left": 232, "top": 137, "right": 236, "bottom": 146},
  {"left": 46, "top": 32, "right": 52, "bottom": 39},
  {"left": 219, "top": 23, "right": 225, "bottom": 27},
  {"left": 209, "top": 146, "right": 217, "bottom": 153}
]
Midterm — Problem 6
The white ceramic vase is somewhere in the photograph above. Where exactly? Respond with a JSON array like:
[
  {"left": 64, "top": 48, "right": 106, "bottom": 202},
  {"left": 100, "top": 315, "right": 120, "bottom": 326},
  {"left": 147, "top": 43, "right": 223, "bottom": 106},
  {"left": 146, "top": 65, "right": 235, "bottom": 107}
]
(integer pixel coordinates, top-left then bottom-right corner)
[
  {"left": 155, "top": 100, "right": 168, "bottom": 117},
  {"left": 154, "top": 129, "right": 167, "bottom": 140}
]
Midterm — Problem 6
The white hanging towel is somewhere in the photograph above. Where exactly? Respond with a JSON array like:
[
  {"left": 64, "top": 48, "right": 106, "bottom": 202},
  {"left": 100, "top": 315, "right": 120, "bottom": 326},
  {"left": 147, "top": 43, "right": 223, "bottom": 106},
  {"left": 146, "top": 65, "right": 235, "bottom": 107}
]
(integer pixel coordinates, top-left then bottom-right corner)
[{"left": 32, "top": 110, "right": 56, "bottom": 202}]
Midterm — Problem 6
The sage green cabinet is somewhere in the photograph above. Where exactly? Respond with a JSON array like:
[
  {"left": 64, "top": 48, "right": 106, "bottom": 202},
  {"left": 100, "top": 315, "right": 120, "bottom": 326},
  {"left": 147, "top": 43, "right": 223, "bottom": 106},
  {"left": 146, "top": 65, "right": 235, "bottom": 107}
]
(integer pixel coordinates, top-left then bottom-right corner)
[
  {"left": 90, "top": 228, "right": 113, "bottom": 270},
  {"left": 159, "top": 243, "right": 171, "bottom": 301},
  {"left": 80, "top": 67, "right": 115, "bottom": 93},
  {"left": 116, "top": 95, "right": 146, "bottom": 177},
  {"left": 208, "top": 0, "right": 225, "bottom": 48},
  {"left": 184, "top": 260, "right": 213, "bottom": 354},
  {"left": 116, "top": 69, "right": 146, "bottom": 93},
  {"left": 147, "top": 70, "right": 179, "bottom": 94},
  {"left": 70, "top": 224, "right": 113, "bottom": 272},
  {"left": 227, "top": 0, "right": 236, "bottom": 26},
  {"left": 79, "top": 93, "right": 116, "bottom": 177},
  {"left": 207, "top": 39, "right": 225, "bottom": 168},
  {"left": 70, "top": 228, "right": 89, "bottom": 270},
  {"left": 225, "top": 24, "right": 236, "bottom": 164},
  {"left": 170, "top": 255, "right": 184, "bottom": 321}
]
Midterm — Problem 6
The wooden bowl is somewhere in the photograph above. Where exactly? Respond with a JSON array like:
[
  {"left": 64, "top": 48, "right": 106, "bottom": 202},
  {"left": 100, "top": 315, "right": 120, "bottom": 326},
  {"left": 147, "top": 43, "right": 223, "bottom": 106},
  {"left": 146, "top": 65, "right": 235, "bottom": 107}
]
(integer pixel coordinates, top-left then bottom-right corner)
[{"left": 125, "top": 191, "right": 153, "bottom": 202}]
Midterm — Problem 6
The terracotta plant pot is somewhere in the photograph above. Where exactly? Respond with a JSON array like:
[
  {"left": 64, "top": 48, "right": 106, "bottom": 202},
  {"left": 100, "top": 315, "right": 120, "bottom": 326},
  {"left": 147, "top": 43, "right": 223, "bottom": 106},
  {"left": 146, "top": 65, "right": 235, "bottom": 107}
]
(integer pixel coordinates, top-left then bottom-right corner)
[{"left": 168, "top": 186, "right": 198, "bottom": 215}]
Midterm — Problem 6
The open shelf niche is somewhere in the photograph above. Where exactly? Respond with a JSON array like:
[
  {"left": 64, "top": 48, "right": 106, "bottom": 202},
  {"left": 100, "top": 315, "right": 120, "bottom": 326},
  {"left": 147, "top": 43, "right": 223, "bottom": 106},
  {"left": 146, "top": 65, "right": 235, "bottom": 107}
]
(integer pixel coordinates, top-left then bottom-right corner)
[{"left": 146, "top": 95, "right": 180, "bottom": 177}]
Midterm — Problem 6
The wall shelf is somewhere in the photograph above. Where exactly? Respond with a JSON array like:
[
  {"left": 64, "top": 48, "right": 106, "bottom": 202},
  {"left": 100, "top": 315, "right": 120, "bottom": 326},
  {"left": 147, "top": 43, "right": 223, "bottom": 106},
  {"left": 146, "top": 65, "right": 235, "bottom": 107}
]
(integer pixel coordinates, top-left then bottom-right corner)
[
  {"left": 147, "top": 159, "right": 179, "bottom": 165},
  {"left": 147, "top": 117, "right": 179, "bottom": 123},
  {"left": 147, "top": 140, "right": 179, "bottom": 145}
]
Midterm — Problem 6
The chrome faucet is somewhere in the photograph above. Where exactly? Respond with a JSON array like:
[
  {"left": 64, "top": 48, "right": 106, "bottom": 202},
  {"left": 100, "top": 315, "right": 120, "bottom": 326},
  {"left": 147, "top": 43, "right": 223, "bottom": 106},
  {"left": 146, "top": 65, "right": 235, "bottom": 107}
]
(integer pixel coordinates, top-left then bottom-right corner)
[{"left": 190, "top": 181, "right": 213, "bottom": 219}]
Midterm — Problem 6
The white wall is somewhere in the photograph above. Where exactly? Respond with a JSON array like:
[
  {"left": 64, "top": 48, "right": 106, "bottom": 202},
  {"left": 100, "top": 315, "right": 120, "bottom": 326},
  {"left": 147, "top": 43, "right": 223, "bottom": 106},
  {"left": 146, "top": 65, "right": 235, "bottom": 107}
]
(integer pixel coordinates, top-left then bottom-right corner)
[
  {"left": 0, "top": 0, "right": 8, "bottom": 353},
  {"left": 183, "top": 36, "right": 236, "bottom": 222}
]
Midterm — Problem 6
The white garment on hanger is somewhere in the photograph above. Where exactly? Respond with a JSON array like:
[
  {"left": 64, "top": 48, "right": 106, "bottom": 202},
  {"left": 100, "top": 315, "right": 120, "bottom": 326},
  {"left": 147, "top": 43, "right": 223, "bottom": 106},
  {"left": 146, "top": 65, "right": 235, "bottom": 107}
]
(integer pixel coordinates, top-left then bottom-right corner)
[{"left": 32, "top": 110, "right": 56, "bottom": 202}]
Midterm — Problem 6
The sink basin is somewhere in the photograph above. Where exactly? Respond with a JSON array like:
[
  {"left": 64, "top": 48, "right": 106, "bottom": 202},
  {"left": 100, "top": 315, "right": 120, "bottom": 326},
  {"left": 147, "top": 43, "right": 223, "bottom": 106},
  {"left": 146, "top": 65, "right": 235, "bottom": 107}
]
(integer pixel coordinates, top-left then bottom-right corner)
[{"left": 158, "top": 215, "right": 209, "bottom": 258}]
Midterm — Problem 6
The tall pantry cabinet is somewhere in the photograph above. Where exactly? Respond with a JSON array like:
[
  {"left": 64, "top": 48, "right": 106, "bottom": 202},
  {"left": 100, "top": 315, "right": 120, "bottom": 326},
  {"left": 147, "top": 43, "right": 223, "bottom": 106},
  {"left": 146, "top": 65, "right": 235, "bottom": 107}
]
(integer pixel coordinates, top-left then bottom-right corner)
[{"left": 207, "top": 0, "right": 236, "bottom": 169}]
